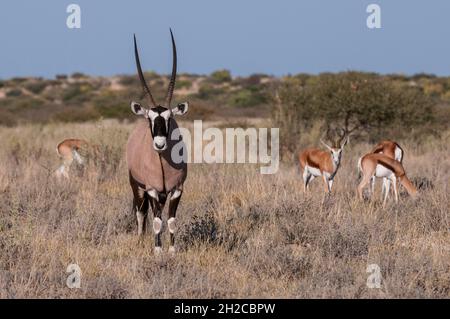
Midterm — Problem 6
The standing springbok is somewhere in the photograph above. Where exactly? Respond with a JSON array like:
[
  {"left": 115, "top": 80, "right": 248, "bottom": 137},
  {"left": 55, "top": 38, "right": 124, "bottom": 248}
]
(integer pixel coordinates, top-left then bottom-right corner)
[
  {"left": 127, "top": 30, "right": 189, "bottom": 254},
  {"left": 299, "top": 129, "right": 349, "bottom": 194},
  {"left": 357, "top": 153, "right": 417, "bottom": 206},
  {"left": 363, "top": 140, "right": 404, "bottom": 198},
  {"left": 55, "top": 138, "right": 89, "bottom": 179}
]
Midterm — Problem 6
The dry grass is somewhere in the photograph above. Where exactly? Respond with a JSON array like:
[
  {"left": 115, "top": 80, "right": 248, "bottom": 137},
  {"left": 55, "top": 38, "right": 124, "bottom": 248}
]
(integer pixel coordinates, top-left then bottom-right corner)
[{"left": 0, "top": 120, "right": 448, "bottom": 298}]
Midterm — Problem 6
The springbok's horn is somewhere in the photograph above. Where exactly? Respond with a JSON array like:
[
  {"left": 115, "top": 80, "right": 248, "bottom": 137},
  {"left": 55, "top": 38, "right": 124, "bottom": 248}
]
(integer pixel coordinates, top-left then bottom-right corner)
[
  {"left": 165, "top": 28, "right": 177, "bottom": 108},
  {"left": 134, "top": 34, "right": 157, "bottom": 107}
]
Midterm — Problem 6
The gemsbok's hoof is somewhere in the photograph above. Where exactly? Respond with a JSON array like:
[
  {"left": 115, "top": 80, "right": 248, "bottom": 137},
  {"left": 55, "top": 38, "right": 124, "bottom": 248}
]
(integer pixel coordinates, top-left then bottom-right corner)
[{"left": 168, "top": 246, "right": 176, "bottom": 255}]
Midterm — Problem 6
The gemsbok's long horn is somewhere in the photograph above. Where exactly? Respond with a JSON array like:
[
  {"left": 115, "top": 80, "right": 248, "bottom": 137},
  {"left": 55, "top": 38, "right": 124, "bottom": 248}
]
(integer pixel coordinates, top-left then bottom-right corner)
[
  {"left": 165, "top": 28, "right": 177, "bottom": 108},
  {"left": 134, "top": 34, "right": 157, "bottom": 107}
]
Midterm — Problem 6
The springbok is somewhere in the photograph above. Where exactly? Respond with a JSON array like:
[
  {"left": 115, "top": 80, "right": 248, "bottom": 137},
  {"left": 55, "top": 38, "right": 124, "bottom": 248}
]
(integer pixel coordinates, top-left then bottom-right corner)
[
  {"left": 127, "top": 30, "right": 189, "bottom": 254},
  {"left": 55, "top": 138, "right": 89, "bottom": 179},
  {"left": 357, "top": 153, "right": 417, "bottom": 206},
  {"left": 364, "top": 140, "right": 404, "bottom": 198},
  {"left": 299, "top": 129, "right": 349, "bottom": 194}
]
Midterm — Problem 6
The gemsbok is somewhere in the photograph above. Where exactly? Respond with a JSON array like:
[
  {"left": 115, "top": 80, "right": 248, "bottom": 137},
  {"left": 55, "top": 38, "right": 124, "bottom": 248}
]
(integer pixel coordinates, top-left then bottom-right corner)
[
  {"left": 357, "top": 153, "right": 417, "bottom": 206},
  {"left": 363, "top": 140, "right": 404, "bottom": 198},
  {"left": 55, "top": 138, "right": 89, "bottom": 179},
  {"left": 299, "top": 129, "right": 349, "bottom": 194},
  {"left": 127, "top": 30, "right": 189, "bottom": 254}
]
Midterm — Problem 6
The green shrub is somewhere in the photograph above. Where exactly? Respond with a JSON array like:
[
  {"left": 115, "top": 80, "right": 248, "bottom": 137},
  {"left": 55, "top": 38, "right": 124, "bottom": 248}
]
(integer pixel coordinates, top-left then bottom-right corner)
[
  {"left": 228, "top": 89, "right": 266, "bottom": 107},
  {"left": 56, "top": 74, "right": 68, "bottom": 80},
  {"left": 71, "top": 72, "right": 87, "bottom": 79},
  {"left": 6, "top": 89, "right": 22, "bottom": 97},
  {"left": 25, "top": 81, "right": 48, "bottom": 94},
  {"left": 52, "top": 107, "right": 101, "bottom": 123},
  {"left": 92, "top": 91, "right": 131, "bottom": 119},
  {"left": 176, "top": 80, "right": 192, "bottom": 89},
  {"left": 211, "top": 69, "right": 232, "bottom": 83},
  {"left": 197, "top": 83, "right": 225, "bottom": 100},
  {"left": 62, "top": 83, "right": 94, "bottom": 103},
  {"left": 273, "top": 71, "right": 436, "bottom": 153}
]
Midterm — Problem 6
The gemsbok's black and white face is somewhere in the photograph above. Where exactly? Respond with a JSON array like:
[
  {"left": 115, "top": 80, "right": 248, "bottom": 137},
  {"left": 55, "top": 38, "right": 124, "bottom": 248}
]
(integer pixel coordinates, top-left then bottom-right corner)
[
  {"left": 131, "top": 29, "right": 188, "bottom": 153},
  {"left": 130, "top": 102, "right": 188, "bottom": 153}
]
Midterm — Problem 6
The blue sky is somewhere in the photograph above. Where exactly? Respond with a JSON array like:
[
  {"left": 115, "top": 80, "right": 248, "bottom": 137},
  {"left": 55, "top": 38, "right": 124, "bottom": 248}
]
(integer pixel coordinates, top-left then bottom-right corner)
[{"left": 0, "top": 0, "right": 449, "bottom": 79}]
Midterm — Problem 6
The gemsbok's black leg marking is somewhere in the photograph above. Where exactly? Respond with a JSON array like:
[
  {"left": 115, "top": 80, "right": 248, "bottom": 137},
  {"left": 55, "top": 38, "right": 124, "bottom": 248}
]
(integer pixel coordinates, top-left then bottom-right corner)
[{"left": 168, "top": 190, "right": 182, "bottom": 252}]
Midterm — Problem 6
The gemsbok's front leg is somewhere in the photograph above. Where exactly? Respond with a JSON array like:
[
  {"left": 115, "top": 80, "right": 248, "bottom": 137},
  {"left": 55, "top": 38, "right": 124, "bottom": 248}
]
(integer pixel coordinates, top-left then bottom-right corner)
[
  {"left": 130, "top": 177, "right": 149, "bottom": 241},
  {"left": 168, "top": 188, "right": 182, "bottom": 254},
  {"left": 148, "top": 191, "right": 164, "bottom": 254}
]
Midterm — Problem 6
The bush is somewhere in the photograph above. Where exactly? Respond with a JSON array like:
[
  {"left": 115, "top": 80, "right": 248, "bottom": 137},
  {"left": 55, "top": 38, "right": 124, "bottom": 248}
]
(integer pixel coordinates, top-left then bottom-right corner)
[
  {"left": 55, "top": 74, "right": 68, "bottom": 80},
  {"left": 227, "top": 89, "right": 266, "bottom": 107},
  {"left": 62, "top": 83, "right": 94, "bottom": 103},
  {"left": 6, "top": 89, "right": 22, "bottom": 97},
  {"left": 52, "top": 107, "right": 101, "bottom": 123},
  {"left": 71, "top": 72, "right": 87, "bottom": 79},
  {"left": 25, "top": 81, "right": 48, "bottom": 94},
  {"left": 273, "top": 71, "right": 436, "bottom": 153},
  {"left": 176, "top": 80, "right": 192, "bottom": 89},
  {"left": 210, "top": 69, "right": 232, "bottom": 83},
  {"left": 196, "top": 83, "right": 225, "bottom": 100},
  {"left": 92, "top": 90, "right": 131, "bottom": 119}
]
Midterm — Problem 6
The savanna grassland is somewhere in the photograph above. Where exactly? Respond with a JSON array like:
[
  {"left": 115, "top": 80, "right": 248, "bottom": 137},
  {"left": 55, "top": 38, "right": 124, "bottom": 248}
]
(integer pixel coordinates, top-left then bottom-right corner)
[{"left": 0, "top": 119, "right": 448, "bottom": 298}]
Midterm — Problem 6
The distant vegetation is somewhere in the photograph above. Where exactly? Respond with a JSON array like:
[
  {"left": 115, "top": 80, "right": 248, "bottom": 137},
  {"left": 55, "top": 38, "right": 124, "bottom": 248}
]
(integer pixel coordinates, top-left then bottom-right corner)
[
  {"left": 1, "top": 70, "right": 449, "bottom": 147},
  {"left": 0, "top": 70, "right": 273, "bottom": 126},
  {"left": 272, "top": 72, "right": 450, "bottom": 154}
]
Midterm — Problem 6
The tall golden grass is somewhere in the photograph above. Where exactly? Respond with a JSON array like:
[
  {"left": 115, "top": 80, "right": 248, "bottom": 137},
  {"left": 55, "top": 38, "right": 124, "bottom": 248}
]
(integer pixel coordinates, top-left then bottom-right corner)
[{"left": 0, "top": 120, "right": 448, "bottom": 298}]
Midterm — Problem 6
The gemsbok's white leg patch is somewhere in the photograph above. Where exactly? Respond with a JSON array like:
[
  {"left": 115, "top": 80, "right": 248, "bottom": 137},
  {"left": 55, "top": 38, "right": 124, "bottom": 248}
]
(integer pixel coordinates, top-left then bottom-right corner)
[
  {"left": 171, "top": 190, "right": 181, "bottom": 200},
  {"left": 168, "top": 217, "right": 176, "bottom": 234},
  {"left": 153, "top": 217, "right": 162, "bottom": 234},
  {"left": 147, "top": 189, "right": 158, "bottom": 200}
]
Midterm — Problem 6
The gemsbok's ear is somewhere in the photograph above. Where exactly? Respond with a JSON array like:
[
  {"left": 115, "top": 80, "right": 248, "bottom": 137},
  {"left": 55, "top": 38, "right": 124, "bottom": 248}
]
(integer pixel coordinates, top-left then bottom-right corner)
[
  {"left": 130, "top": 101, "right": 148, "bottom": 117},
  {"left": 172, "top": 102, "right": 189, "bottom": 116}
]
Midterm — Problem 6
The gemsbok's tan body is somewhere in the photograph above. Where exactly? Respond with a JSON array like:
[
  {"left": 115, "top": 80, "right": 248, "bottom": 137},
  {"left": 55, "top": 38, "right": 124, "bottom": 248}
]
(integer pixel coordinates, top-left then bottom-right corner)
[
  {"left": 127, "top": 30, "right": 189, "bottom": 254},
  {"left": 357, "top": 153, "right": 417, "bottom": 206}
]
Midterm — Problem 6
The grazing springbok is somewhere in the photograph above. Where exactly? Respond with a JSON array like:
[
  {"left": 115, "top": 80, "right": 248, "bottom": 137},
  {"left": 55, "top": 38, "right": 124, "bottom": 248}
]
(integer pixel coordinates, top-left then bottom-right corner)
[
  {"left": 55, "top": 138, "right": 89, "bottom": 179},
  {"left": 299, "top": 129, "right": 349, "bottom": 194},
  {"left": 364, "top": 140, "right": 404, "bottom": 198},
  {"left": 127, "top": 30, "right": 189, "bottom": 254},
  {"left": 357, "top": 153, "right": 417, "bottom": 206}
]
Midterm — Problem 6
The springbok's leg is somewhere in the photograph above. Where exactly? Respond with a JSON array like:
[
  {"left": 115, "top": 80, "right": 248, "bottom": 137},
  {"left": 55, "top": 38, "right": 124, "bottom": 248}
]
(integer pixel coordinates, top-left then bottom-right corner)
[
  {"left": 381, "top": 177, "right": 386, "bottom": 200},
  {"left": 322, "top": 175, "right": 331, "bottom": 194},
  {"left": 371, "top": 176, "right": 376, "bottom": 197},
  {"left": 328, "top": 179, "right": 334, "bottom": 192},
  {"left": 303, "top": 168, "right": 312, "bottom": 192},
  {"left": 382, "top": 179, "right": 391, "bottom": 207},
  {"left": 357, "top": 173, "right": 373, "bottom": 200},
  {"left": 392, "top": 176, "right": 399, "bottom": 203},
  {"left": 168, "top": 189, "right": 182, "bottom": 254}
]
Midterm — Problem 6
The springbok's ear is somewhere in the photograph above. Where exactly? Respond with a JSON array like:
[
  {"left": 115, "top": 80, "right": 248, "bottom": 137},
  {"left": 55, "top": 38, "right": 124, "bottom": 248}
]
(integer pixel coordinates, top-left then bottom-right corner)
[
  {"left": 172, "top": 102, "right": 189, "bottom": 116},
  {"left": 320, "top": 139, "right": 333, "bottom": 152},
  {"left": 130, "top": 101, "right": 148, "bottom": 117}
]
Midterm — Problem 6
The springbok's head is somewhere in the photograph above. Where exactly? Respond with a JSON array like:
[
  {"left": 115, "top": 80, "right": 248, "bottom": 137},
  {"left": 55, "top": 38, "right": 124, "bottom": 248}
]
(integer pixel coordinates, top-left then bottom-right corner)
[
  {"left": 130, "top": 29, "right": 189, "bottom": 153},
  {"left": 320, "top": 128, "right": 349, "bottom": 163}
]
